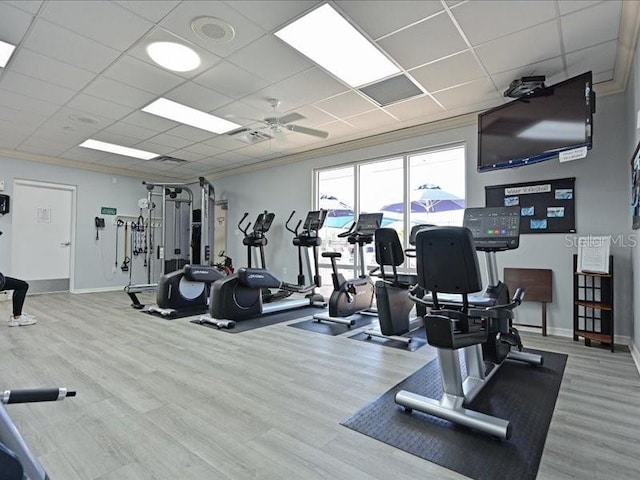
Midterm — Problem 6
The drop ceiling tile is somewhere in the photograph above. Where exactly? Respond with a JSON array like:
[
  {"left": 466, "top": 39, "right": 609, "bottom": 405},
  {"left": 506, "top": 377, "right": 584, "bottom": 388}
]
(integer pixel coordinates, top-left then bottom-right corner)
[
  {"left": 66, "top": 94, "right": 133, "bottom": 121},
  {"left": 0, "top": 72, "right": 77, "bottom": 106},
  {"left": 131, "top": 140, "right": 175, "bottom": 155},
  {"left": 566, "top": 40, "right": 617, "bottom": 77},
  {"left": 314, "top": 91, "right": 377, "bottom": 119},
  {"left": 0, "top": 133, "right": 28, "bottom": 150},
  {"left": 203, "top": 134, "right": 247, "bottom": 150},
  {"left": 0, "top": 3, "right": 35, "bottom": 45},
  {"left": 95, "top": 154, "right": 147, "bottom": 168},
  {"left": 19, "top": 138, "right": 72, "bottom": 156},
  {"left": 100, "top": 122, "right": 159, "bottom": 142},
  {"left": 228, "top": 1, "right": 320, "bottom": 32},
  {"left": 452, "top": 0, "right": 556, "bottom": 46},
  {"left": 197, "top": 156, "right": 232, "bottom": 166},
  {"left": 193, "top": 61, "right": 270, "bottom": 99},
  {"left": 164, "top": 81, "right": 234, "bottom": 112},
  {"left": 432, "top": 78, "right": 502, "bottom": 111},
  {"left": 40, "top": 1, "right": 154, "bottom": 52},
  {"left": 476, "top": 21, "right": 562, "bottom": 74},
  {"left": 383, "top": 94, "right": 443, "bottom": 122},
  {"left": 165, "top": 149, "right": 207, "bottom": 162},
  {"left": 229, "top": 34, "right": 313, "bottom": 83},
  {"left": 0, "top": 106, "right": 49, "bottom": 127},
  {"left": 10, "top": 48, "right": 96, "bottom": 91},
  {"left": 62, "top": 146, "right": 111, "bottom": 163},
  {"left": 558, "top": 0, "right": 603, "bottom": 16},
  {"left": 490, "top": 56, "right": 565, "bottom": 94},
  {"left": 270, "top": 67, "right": 349, "bottom": 108},
  {"left": 40, "top": 107, "right": 115, "bottom": 134},
  {"left": 23, "top": 19, "right": 120, "bottom": 74},
  {"left": 183, "top": 142, "right": 223, "bottom": 156},
  {"left": 145, "top": 133, "right": 195, "bottom": 149},
  {"left": 4, "top": 1, "right": 43, "bottom": 15},
  {"left": 83, "top": 77, "right": 156, "bottom": 109},
  {"left": 123, "top": 111, "right": 182, "bottom": 132},
  {"left": 211, "top": 101, "right": 270, "bottom": 127},
  {"left": 377, "top": 12, "right": 467, "bottom": 70},
  {"left": 561, "top": 1, "right": 621, "bottom": 53},
  {"left": 103, "top": 55, "right": 185, "bottom": 95},
  {"left": 92, "top": 130, "right": 144, "bottom": 148},
  {"left": 215, "top": 150, "right": 254, "bottom": 162},
  {"left": 159, "top": 1, "right": 266, "bottom": 57},
  {"left": 128, "top": 27, "right": 223, "bottom": 80},
  {"left": 314, "top": 120, "right": 357, "bottom": 138},
  {"left": 343, "top": 109, "right": 398, "bottom": 130},
  {"left": 0, "top": 88, "right": 61, "bottom": 117},
  {"left": 336, "top": 0, "right": 444, "bottom": 40},
  {"left": 114, "top": 1, "right": 181, "bottom": 23},
  {"left": 166, "top": 125, "right": 217, "bottom": 142},
  {"left": 234, "top": 144, "right": 272, "bottom": 158},
  {"left": 30, "top": 126, "right": 92, "bottom": 145},
  {"left": 410, "top": 50, "right": 486, "bottom": 93},
  {"left": 283, "top": 105, "right": 338, "bottom": 126}
]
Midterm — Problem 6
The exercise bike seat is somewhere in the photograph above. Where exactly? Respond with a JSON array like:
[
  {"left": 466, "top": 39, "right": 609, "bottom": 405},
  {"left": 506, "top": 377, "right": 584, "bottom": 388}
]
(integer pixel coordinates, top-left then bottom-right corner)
[{"left": 322, "top": 252, "right": 342, "bottom": 259}]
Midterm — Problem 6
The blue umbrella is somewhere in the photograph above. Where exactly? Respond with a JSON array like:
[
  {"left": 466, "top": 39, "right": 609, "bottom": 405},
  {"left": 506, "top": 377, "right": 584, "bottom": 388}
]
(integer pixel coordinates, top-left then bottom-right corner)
[
  {"left": 382, "top": 185, "right": 465, "bottom": 214},
  {"left": 319, "top": 194, "right": 354, "bottom": 228}
]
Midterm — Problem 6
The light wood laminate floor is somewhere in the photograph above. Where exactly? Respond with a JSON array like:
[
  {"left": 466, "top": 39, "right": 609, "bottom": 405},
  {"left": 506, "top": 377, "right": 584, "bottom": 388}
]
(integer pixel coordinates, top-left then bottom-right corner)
[{"left": 1, "top": 291, "right": 639, "bottom": 479}]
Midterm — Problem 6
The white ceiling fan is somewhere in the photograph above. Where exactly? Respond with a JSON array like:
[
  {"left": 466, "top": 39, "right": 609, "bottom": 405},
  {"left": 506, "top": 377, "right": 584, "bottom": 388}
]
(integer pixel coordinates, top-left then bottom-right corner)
[{"left": 227, "top": 99, "right": 329, "bottom": 143}]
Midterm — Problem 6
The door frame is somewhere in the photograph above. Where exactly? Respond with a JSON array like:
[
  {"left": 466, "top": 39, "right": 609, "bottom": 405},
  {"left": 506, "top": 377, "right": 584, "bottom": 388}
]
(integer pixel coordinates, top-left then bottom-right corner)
[{"left": 11, "top": 179, "right": 78, "bottom": 292}]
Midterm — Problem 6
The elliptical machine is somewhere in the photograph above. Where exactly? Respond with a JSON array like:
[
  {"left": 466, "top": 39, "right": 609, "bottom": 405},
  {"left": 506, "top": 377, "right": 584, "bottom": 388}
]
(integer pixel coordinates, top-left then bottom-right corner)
[
  {"left": 197, "top": 210, "right": 328, "bottom": 329},
  {"left": 394, "top": 207, "right": 543, "bottom": 439},
  {"left": 313, "top": 212, "right": 383, "bottom": 327}
]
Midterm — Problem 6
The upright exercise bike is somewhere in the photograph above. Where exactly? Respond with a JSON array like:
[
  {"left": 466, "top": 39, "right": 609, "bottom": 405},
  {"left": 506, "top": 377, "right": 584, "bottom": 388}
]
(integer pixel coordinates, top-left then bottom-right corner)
[
  {"left": 313, "top": 212, "right": 383, "bottom": 327},
  {"left": 394, "top": 206, "right": 543, "bottom": 439}
]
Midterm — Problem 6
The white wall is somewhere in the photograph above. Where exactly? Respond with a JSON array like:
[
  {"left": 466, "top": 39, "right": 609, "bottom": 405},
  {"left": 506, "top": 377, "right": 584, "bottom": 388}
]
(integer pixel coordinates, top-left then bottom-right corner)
[
  {"left": 0, "top": 155, "right": 156, "bottom": 291},
  {"left": 216, "top": 93, "right": 632, "bottom": 339}
]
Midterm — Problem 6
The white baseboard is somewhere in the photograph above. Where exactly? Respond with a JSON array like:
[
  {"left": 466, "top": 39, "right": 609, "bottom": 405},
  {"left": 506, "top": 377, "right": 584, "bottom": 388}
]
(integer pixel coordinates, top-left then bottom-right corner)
[
  {"left": 71, "top": 286, "right": 124, "bottom": 294},
  {"left": 631, "top": 341, "right": 640, "bottom": 374}
]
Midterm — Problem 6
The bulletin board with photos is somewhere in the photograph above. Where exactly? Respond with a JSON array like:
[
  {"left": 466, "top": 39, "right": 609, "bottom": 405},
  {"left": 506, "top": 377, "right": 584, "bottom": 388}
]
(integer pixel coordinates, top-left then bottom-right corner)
[
  {"left": 632, "top": 139, "right": 640, "bottom": 229},
  {"left": 485, "top": 177, "right": 576, "bottom": 234}
]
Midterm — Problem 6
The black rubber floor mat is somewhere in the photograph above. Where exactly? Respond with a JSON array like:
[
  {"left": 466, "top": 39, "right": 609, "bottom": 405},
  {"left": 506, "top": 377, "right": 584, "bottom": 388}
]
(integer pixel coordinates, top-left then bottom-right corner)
[
  {"left": 288, "top": 314, "right": 372, "bottom": 336},
  {"left": 348, "top": 326, "right": 427, "bottom": 351},
  {"left": 190, "top": 306, "right": 325, "bottom": 333},
  {"left": 341, "top": 349, "right": 567, "bottom": 480}
]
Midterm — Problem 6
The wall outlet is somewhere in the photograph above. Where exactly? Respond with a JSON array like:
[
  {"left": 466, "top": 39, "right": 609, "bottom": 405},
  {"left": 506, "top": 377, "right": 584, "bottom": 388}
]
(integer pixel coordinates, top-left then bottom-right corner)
[{"left": 112, "top": 177, "right": 117, "bottom": 184}]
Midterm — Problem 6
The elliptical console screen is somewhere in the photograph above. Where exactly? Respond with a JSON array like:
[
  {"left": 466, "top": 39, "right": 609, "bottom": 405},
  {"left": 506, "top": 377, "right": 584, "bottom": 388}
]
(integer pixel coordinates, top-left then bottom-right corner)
[
  {"left": 356, "top": 213, "right": 384, "bottom": 234},
  {"left": 303, "top": 210, "right": 327, "bottom": 231},
  {"left": 254, "top": 212, "right": 275, "bottom": 232},
  {"left": 463, "top": 207, "right": 520, "bottom": 251}
]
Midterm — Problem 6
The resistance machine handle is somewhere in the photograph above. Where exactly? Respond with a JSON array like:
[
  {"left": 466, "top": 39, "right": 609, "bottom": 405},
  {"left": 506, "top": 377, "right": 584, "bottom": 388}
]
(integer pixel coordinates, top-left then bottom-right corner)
[{"left": 2, "top": 388, "right": 76, "bottom": 405}]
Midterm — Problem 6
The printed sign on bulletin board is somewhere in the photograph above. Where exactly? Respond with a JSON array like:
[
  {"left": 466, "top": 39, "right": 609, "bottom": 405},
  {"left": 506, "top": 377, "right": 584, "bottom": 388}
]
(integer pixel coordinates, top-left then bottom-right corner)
[{"left": 485, "top": 177, "right": 576, "bottom": 234}]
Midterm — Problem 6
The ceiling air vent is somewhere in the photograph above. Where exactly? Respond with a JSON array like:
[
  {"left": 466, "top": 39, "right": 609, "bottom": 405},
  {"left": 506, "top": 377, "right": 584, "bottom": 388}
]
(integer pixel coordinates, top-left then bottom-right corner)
[
  {"left": 227, "top": 127, "right": 273, "bottom": 144},
  {"left": 359, "top": 74, "right": 424, "bottom": 107},
  {"left": 154, "top": 156, "right": 188, "bottom": 165}
]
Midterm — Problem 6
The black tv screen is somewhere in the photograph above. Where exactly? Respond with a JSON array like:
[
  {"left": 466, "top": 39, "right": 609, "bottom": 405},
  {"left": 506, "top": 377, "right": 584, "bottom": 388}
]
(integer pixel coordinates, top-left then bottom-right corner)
[{"left": 478, "top": 71, "right": 594, "bottom": 172}]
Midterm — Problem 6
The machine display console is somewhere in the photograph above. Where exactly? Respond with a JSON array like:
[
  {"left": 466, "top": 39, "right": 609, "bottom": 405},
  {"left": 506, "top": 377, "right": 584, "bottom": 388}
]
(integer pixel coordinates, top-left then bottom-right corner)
[
  {"left": 303, "top": 210, "right": 328, "bottom": 232},
  {"left": 463, "top": 206, "right": 520, "bottom": 251},
  {"left": 355, "top": 213, "right": 384, "bottom": 235},
  {"left": 253, "top": 212, "right": 275, "bottom": 233}
]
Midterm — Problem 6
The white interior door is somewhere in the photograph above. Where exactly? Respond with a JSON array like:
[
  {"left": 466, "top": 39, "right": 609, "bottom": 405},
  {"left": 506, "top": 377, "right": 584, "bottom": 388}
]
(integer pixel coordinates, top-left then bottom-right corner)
[{"left": 11, "top": 181, "right": 75, "bottom": 292}]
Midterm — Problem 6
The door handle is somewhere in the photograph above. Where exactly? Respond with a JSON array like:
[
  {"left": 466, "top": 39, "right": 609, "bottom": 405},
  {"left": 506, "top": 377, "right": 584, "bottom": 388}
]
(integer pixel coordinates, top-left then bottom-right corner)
[{"left": 61, "top": 242, "right": 71, "bottom": 247}]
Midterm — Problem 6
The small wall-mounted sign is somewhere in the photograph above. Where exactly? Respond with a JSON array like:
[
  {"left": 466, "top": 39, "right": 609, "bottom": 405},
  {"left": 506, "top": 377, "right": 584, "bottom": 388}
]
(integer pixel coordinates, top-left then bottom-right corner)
[{"left": 101, "top": 207, "right": 117, "bottom": 215}]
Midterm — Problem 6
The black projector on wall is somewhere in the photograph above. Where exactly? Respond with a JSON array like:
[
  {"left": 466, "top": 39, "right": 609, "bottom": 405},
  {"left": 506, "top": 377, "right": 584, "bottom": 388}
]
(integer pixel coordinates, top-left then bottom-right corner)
[{"left": 503, "top": 75, "right": 546, "bottom": 98}]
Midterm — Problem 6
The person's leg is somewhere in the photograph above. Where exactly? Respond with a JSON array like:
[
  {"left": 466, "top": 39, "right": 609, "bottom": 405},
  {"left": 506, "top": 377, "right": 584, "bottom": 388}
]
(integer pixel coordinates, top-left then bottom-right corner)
[{"left": 2, "top": 277, "right": 36, "bottom": 326}]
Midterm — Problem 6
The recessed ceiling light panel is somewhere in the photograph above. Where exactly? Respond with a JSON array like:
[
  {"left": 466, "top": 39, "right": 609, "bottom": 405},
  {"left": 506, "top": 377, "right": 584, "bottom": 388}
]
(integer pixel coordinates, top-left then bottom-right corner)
[
  {"left": 142, "top": 98, "right": 241, "bottom": 134},
  {"left": 79, "top": 139, "right": 159, "bottom": 160},
  {"left": 146, "top": 41, "right": 201, "bottom": 72},
  {"left": 0, "top": 40, "right": 17, "bottom": 68},
  {"left": 275, "top": 4, "right": 400, "bottom": 88}
]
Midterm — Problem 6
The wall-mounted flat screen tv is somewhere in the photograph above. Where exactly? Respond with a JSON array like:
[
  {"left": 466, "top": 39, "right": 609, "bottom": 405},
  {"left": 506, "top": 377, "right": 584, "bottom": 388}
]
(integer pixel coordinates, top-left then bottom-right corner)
[{"left": 478, "top": 71, "right": 594, "bottom": 172}]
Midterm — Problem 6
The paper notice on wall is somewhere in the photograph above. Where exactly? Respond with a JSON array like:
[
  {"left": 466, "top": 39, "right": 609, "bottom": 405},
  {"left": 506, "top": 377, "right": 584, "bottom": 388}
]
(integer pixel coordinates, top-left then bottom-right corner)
[
  {"left": 577, "top": 236, "right": 610, "bottom": 274},
  {"left": 559, "top": 146, "right": 588, "bottom": 163},
  {"left": 37, "top": 207, "right": 51, "bottom": 223}
]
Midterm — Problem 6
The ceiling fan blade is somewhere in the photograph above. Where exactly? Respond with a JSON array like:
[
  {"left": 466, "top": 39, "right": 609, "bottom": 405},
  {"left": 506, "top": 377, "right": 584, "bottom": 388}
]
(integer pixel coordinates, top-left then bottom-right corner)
[
  {"left": 277, "top": 112, "right": 305, "bottom": 124},
  {"left": 286, "top": 124, "right": 329, "bottom": 139}
]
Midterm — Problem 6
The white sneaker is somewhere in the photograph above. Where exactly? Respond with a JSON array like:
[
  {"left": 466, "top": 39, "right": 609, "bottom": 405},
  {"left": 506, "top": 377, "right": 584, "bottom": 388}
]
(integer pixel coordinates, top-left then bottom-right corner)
[{"left": 8, "top": 315, "right": 37, "bottom": 327}]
